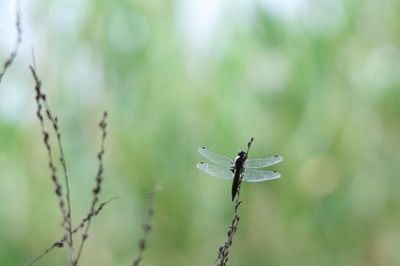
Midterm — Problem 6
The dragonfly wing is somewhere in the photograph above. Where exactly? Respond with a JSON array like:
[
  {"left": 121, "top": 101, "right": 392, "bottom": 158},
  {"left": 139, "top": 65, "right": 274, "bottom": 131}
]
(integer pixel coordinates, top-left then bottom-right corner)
[
  {"left": 245, "top": 155, "right": 283, "bottom": 168},
  {"left": 198, "top": 147, "right": 234, "bottom": 166},
  {"left": 197, "top": 162, "right": 234, "bottom": 180},
  {"left": 243, "top": 168, "right": 281, "bottom": 182}
]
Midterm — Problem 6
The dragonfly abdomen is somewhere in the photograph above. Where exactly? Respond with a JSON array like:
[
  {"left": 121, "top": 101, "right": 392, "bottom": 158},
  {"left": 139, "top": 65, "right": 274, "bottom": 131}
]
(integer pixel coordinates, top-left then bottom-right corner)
[{"left": 231, "top": 152, "right": 247, "bottom": 201}]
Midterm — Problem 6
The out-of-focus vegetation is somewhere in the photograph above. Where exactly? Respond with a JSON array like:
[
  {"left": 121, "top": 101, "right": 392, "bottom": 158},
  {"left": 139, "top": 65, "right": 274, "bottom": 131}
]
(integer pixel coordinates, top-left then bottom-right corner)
[{"left": 1, "top": 0, "right": 400, "bottom": 265}]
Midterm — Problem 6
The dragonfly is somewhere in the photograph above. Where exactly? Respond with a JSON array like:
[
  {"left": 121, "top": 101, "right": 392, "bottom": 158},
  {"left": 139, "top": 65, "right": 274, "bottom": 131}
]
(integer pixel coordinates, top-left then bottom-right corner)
[{"left": 196, "top": 138, "right": 283, "bottom": 201}]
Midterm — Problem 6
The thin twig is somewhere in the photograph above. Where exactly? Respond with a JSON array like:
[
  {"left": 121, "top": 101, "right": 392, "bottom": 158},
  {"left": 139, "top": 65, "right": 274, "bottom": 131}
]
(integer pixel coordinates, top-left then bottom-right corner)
[
  {"left": 29, "top": 64, "right": 72, "bottom": 262},
  {"left": 0, "top": 0, "right": 22, "bottom": 84},
  {"left": 24, "top": 197, "right": 117, "bottom": 266},
  {"left": 24, "top": 242, "right": 64, "bottom": 266},
  {"left": 215, "top": 182, "right": 243, "bottom": 266},
  {"left": 132, "top": 184, "right": 160, "bottom": 266},
  {"left": 73, "top": 111, "right": 108, "bottom": 266},
  {"left": 30, "top": 49, "right": 73, "bottom": 253},
  {"left": 71, "top": 196, "right": 117, "bottom": 236},
  {"left": 41, "top": 85, "right": 74, "bottom": 255}
]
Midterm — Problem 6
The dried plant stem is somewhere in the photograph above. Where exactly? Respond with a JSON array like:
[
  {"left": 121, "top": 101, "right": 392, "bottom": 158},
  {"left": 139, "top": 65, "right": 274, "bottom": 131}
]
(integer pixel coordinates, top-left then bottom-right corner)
[
  {"left": 25, "top": 197, "right": 117, "bottom": 266},
  {"left": 132, "top": 184, "right": 159, "bottom": 266},
  {"left": 215, "top": 180, "right": 243, "bottom": 266},
  {"left": 31, "top": 61, "right": 74, "bottom": 257},
  {"left": 29, "top": 65, "right": 73, "bottom": 264},
  {"left": 73, "top": 111, "right": 108, "bottom": 266},
  {"left": 41, "top": 88, "right": 74, "bottom": 252},
  {"left": 24, "top": 241, "right": 64, "bottom": 266},
  {"left": 0, "top": 0, "right": 22, "bottom": 84}
]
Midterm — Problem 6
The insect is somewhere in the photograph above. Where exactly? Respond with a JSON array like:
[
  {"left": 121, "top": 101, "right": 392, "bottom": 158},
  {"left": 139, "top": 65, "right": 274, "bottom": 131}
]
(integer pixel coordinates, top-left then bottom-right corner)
[{"left": 196, "top": 138, "right": 283, "bottom": 201}]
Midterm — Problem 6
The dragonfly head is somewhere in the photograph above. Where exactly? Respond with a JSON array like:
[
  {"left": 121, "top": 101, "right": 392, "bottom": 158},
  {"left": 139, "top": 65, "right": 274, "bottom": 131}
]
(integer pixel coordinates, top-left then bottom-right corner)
[{"left": 237, "top": 151, "right": 246, "bottom": 157}]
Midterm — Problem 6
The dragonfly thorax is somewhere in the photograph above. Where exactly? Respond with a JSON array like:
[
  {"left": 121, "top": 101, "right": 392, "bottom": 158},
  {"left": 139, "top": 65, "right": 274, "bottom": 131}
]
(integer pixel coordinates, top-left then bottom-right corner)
[
  {"left": 237, "top": 151, "right": 246, "bottom": 157},
  {"left": 234, "top": 151, "right": 247, "bottom": 169}
]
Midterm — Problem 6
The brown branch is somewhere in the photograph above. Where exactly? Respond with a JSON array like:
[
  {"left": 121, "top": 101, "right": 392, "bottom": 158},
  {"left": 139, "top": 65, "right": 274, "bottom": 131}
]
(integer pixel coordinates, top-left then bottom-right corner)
[
  {"left": 132, "top": 184, "right": 160, "bottom": 266},
  {"left": 41, "top": 82, "right": 74, "bottom": 254},
  {"left": 215, "top": 181, "right": 243, "bottom": 266},
  {"left": 73, "top": 111, "right": 108, "bottom": 266},
  {"left": 24, "top": 197, "right": 117, "bottom": 266},
  {"left": 29, "top": 64, "right": 73, "bottom": 263},
  {"left": 0, "top": 0, "right": 22, "bottom": 84},
  {"left": 30, "top": 58, "right": 74, "bottom": 258}
]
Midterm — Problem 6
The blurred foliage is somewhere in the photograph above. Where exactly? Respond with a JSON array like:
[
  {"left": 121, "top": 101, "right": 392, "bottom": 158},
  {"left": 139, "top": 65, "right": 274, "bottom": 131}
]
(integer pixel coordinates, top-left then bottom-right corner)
[{"left": 0, "top": 0, "right": 400, "bottom": 265}]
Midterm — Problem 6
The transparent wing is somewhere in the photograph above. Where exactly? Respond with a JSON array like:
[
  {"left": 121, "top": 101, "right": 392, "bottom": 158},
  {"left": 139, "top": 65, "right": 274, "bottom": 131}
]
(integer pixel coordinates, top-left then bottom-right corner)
[
  {"left": 245, "top": 155, "right": 283, "bottom": 168},
  {"left": 198, "top": 147, "right": 234, "bottom": 166},
  {"left": 243, "top": 168, "right": 281, "bottom": 182},
  {"left": 196, "top": 162, "right": 234, "bottom": 180}
]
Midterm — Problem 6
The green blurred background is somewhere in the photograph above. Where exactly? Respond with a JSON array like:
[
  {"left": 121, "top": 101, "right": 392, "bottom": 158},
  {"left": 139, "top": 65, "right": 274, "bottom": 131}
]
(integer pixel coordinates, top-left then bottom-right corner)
[{"left": 1, "top": 0, "right": 400, "bottom": 265}]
